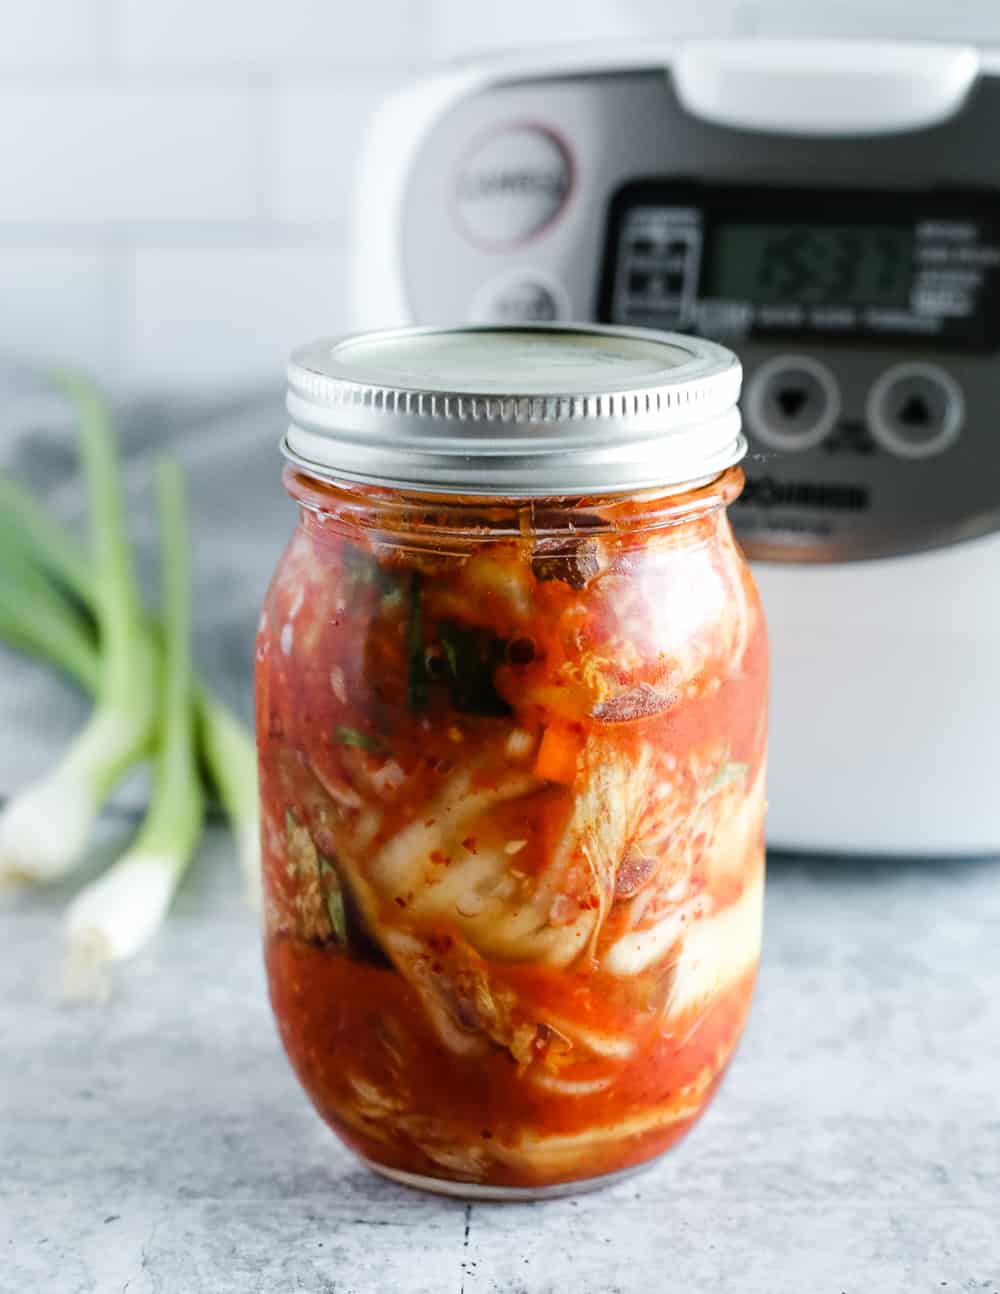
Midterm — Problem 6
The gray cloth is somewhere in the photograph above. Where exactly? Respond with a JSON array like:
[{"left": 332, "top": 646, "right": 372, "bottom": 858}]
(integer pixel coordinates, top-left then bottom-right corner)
[{"left": 0, "top": 383, "right": 293, "bottom": 805}]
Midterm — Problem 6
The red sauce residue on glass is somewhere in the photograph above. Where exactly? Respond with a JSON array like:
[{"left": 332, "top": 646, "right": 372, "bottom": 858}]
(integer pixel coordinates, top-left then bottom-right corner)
[{"left": 266, "top": 935, "right": 756, "bottom": 1187}]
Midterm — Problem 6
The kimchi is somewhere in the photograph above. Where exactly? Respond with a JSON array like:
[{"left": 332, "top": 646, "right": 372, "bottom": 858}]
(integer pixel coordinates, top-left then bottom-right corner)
[{"left": 256, "top": 466, "right": 767, "bottom": 1193}]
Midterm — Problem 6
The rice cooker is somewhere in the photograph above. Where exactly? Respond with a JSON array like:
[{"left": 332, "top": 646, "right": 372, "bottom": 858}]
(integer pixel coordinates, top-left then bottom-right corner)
[{"left": 349, "top": 40, "right": 1000, "bottom": 855}]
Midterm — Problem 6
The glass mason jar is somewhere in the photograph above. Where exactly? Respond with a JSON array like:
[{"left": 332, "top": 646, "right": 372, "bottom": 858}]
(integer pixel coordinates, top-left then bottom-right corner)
[{"left": 256, "top": 325, "right": 768, "bottom": 1199}]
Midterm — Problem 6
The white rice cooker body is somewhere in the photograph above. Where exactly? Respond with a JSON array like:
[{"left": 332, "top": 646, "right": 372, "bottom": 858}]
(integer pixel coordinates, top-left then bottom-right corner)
[{"left": 350, "top": 40, "right": 1000, "bottom": 854}]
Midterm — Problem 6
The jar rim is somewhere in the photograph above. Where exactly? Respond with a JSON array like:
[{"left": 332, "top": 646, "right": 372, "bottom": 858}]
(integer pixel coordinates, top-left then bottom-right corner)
[{"left": 283, "top": 464, "right": 746, "bottom": 547}]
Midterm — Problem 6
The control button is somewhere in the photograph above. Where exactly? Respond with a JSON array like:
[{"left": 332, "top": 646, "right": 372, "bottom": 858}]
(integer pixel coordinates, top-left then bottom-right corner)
[
  {"left": 469, "top": 273, "right": 570, "bottom": 324},
  {"left": 454, "top": 124, "right": 572, "bottom": 248},
  {"left": 744, "top": 355, "right": 840, "bottom": 451},
  {"left": 866, "top": 362, "right": 964, "bottom": 459}
]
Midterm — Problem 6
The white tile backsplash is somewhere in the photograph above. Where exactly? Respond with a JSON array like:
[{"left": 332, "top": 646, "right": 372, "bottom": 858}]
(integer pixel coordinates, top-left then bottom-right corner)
[
  {"left": 0, "top": 0, "right": 101, "bottom": 68},
  {"left": 0, "top": 0, "right": 990, "bottom": 391},
  {"left": 276, "top": 82, "right": 398, "bottom": 229},
  {"left": 431, "top": 0, "right": 746, "bottom": 58},
  {"left": 735, "top": 0, "right": 1000, "bottom": 39},
  {"left": 125, "top": 244, "right": 348, "bottom": 389},
  {"left": 0, "top": 88, "right": 259, "bottom": 224},
  {"left": 0, "top": 248, "right": 113, "bottom": 376},
  {"left": 119, "top": 0, "right": 429, "bottom": 66}
]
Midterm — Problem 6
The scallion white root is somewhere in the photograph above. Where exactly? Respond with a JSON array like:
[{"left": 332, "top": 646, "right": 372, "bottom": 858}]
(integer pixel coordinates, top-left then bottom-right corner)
[{"left": 65, "top": 460, "right": 204, "bottom": 974}]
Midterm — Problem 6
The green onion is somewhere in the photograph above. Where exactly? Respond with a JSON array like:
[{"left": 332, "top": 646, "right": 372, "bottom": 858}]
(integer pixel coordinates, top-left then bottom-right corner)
[
  {"left": 406, "top": 570, "right": 427, "bottom": 711},
  {"left": 0, "top": 554, "right": 100, "bottom": 695},
  {"left": 0, "top": 465, "right": 260, "bottom": 902},
  {"left": 65, "top": 461, "right": 204, "bottom": 965},
  {"left": 334, "top": 724, "right": 382, "bottom": 752},
  {"left": 320, "top": 858, "right": 348, "bottom": 947},
  {"left": 0, "top": 470, "right": 93, "bottom": 602},
  {"left": 0, "top": 375, "right": 157, "bottom": 882},
  {"left": 436, "top": 621, "right": 511, "bottom": 716},
  {"left": 197, "top": 691, "right": 260, "bottom": 904}
]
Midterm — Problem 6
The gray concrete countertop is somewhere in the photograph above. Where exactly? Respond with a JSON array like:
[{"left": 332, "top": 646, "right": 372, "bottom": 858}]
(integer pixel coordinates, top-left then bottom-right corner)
[{"left": 3, "top": 829, "right": 998, "bottom": 1294}]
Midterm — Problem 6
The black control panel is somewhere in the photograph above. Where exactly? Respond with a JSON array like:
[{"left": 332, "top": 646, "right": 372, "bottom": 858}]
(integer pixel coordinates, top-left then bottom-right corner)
[
  {"left": 401, "top": 66, "right": 1000, "bottom": 560},
  {"left": 600, "top": 183, "right": 1000, "bottom": 352}
]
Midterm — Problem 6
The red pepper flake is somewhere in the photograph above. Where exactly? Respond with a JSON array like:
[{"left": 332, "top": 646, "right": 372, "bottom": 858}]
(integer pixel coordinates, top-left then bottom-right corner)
[
  {"left": 592, "top": 682, "right": 675, "bottom": 723},
  {"left": 461, "top": 836, "right": 477, "bottom": 854},
  {"left": 615, "top": 848, "right": 657, "bottom": 900},
  {"left": 394, "top": 896, "right": 407, "bottom": 908},
  {"left": 423, "top": 817, "right": 436, "bottom": 828},
  {"left": 429, "top": 849, "right": 449, "bottom": 865},
  {"left": 455, "top": 997, "right": 480, "bottom": 1029}
]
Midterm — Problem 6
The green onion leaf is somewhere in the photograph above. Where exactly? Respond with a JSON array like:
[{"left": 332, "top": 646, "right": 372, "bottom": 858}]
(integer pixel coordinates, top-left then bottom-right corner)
[
  {"left": 436, "top": 621, "right": 510, "bottom": 717},
  {"left": 0, "top": 375, "right": 157, "bottom": 883},
  {"left": 324, "top": 880, "right": 348, "bottom": 947},
  {"left": 64, "top": 459, "right": 204, "bottom": 969},
  {"left": 335, "top": 725, "right": 382, "bottom": 752},
  {"left": 0, "top": 465, "right": 259, "bottom": 900},
  {"left": 0, "top": 552, "right": 100, "bottom": 695},
  {"left": 406, "top": 570, "right": 427, "bottom": 712},
  {"left": 197, "top": 692, "right": 259, "bottom": 904}
]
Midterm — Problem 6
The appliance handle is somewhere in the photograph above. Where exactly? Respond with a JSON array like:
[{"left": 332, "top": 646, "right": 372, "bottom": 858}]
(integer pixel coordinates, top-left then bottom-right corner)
[{"left": 673, "top": 39, "right": 979, "bottom": 137}]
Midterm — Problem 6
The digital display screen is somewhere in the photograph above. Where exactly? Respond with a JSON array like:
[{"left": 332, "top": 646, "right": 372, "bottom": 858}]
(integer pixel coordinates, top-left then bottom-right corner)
[
  {"left": 599, "top": 182, "right": 1000, "bottom": 350},
  {"left": 703, "top": 223, "right": 915, "bottom": 309}
]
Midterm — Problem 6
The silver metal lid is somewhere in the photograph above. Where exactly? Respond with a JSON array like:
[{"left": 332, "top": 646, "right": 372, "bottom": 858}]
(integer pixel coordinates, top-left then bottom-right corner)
[{"left": 284, "top": 324, "right": 744, "bottom": 497}]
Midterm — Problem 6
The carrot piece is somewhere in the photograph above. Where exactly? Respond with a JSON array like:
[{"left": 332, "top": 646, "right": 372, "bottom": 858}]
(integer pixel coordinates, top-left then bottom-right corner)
[{"left": 534, "top": 725, "right": 582, "bottom": 784}]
